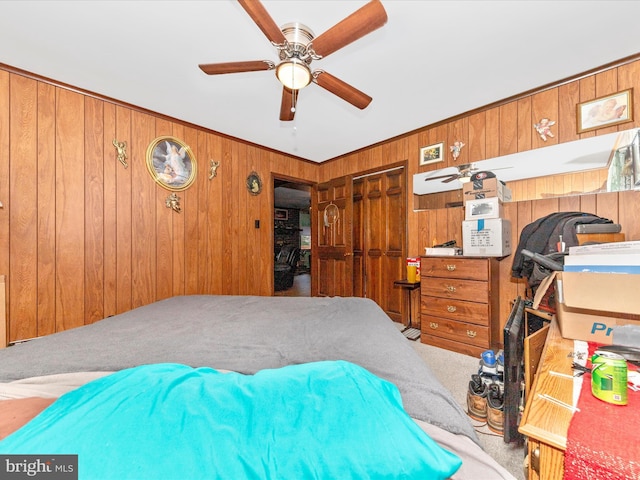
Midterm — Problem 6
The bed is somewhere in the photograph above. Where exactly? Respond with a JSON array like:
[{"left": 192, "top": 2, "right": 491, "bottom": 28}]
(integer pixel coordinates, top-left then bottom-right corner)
[{"left": 0, "top": 295, "right": 515, "bottom": 479}]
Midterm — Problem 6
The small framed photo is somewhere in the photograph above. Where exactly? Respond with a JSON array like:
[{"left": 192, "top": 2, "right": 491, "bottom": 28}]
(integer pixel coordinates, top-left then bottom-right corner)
[
  {"left": 274, "top": 208, "right": 289, "bottom": 221},
  {"left": 146, "top": 136, "right": 197, "bottom": 191},
  {"left": 419, "top": 142, "right": 445, "bottom": 166},
  {"left": 577, "top": 89, "right": 633, "bottom": 133}
]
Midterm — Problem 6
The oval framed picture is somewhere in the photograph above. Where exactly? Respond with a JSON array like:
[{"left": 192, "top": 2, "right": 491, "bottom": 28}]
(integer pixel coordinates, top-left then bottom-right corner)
[
  {"left": 246, "top": 171, "right": 262, "bottom": 195},
  {"left": 146, "top": 136, "right": 197, "bottom": 191}
]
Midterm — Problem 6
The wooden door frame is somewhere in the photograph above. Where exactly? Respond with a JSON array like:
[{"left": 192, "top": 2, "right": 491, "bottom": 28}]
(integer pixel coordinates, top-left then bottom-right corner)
[{"left": 271, "top": 174, "right": 315, "bottom": 296}]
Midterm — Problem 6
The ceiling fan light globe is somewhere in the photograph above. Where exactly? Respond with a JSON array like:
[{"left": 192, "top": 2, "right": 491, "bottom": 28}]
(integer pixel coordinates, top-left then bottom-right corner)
[
  {"left": 276, "top": 59, "right": 311, "bottom": 90},
  {"left": 459, "top": 176, "right": 471, "bottom": 184}
]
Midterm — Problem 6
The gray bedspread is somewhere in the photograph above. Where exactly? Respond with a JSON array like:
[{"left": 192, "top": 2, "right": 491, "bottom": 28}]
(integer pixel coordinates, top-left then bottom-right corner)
[{"left": 0, "top": 295, "right": 477, "bottom": 441}]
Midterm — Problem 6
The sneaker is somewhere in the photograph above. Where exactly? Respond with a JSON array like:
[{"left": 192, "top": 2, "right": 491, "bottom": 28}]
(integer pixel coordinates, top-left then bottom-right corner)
[
  {"left": 479, "top": 349, "right": 497, "bottom": 375},
  {"left": 487, "top": 383, "right": 504, "bottom": 435},
  {"left": 467, "top": 374, "right": 488, "bottom": 422}
]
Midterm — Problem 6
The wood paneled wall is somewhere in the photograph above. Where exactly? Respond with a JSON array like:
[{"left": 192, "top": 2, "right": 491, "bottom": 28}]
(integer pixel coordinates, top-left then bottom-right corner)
[
  {"left": 2, "top": 57, "right": 640, "bottom": 344},
  {"left": 0, "top": 69, "right": 317, "bottom": 343},
  {"left": 321, "top": 57, "right": 640, "bottom": 337}
]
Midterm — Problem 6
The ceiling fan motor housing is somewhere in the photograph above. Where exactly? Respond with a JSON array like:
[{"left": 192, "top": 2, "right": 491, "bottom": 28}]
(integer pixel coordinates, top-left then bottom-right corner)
[{"left": 278, "top": 23, "right": 315, "bottom": 63}]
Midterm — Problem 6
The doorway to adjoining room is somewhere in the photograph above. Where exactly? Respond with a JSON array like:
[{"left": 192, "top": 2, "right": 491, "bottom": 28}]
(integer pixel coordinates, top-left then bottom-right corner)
[{"left": 273, "top": 178, "right": 311, "bottom": 297}]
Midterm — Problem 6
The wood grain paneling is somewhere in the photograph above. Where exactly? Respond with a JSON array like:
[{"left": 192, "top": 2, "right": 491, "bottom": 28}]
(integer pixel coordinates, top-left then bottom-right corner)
[
  {"left": 115, "top": 106, "right": 132, "bottom": 315},
  {"left": 84, "top": 97, "right": 105, "bottom": 324},
  {"left": 36, "top": 82, "right": 56, "bottom": 335},
  {"left": 0, "top": 71, "right": 8, "bottom": 345},
  {"left": 9, "top": 75, "right": 38, "bottom": 340},
  {"left": 2, "top": 58, "right": 640, "bottom": 342},
  {"left": 154, "top": 119, "right": 174, "bottom": 302},
  {"left": 499, "top": 101, "right": 518, "bottom": 156},
  {"left": 467, "top": 111, "right": 486, "bottom": 163},
  {"left": 55, "top": 88, "right": 85, "bottom": 332},
  {"left": 131, "top": 111, "right": 157, "bottom": 309}
]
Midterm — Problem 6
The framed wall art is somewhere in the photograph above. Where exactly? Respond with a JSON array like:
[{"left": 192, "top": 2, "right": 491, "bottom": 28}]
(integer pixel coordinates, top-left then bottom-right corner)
[
  {"left": 419, "top": 142, "right": 444, "bottom": 166},
  {"left": 246, "top": 171, "right": 262, "bottom": 195},
  {"left": 274, "top": 208, "right": 289, "bottom": 221},
  {"left": 577, "top": 89, "right": 633, "bottom": 134},
  {"left": 146, "top": 136, "right": 197, "bottom": 191}
]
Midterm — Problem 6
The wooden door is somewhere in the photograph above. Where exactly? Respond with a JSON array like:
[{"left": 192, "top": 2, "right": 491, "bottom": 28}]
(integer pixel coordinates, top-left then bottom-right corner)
[
  {"left": 358, "top": 168, "right": 405, "bottom": 322},
  {"left": 312, "top": 176, "right": 353, "bottom": 297}
]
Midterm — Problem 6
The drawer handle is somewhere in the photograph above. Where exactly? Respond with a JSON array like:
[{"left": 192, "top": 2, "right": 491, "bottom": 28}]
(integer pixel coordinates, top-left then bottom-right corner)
[
  {"left": 531, "top": 446, "right": 540, "bottom": 475},
  {"left": 429, "top": 322, "right": 439, "bottom": 330},
  {"left": 466, "top": 330, "right": 477, "bottom": 338},
  {"left": 446, "top": 285, "right": 456, "bottom": 293},
  {"left": 446, "top": 264, "right": 456, "bottom": 271},
  {"left": 447, "top": 305, "right": 457, "bottom": 313}
]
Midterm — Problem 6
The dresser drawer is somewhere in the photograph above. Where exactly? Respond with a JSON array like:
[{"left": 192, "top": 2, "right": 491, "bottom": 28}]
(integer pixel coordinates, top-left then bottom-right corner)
[
  {"left": 421, "top": 295, "right": 489, "bottom": 325},
  {"left": 421, "top": 257, "right": 489, "bottom": 281},
  {"left": 421, "top": 277, "right": 489, "bottom": 303},
  {"left": 421, "top": 315, "right": 489, "bottom": 348}
]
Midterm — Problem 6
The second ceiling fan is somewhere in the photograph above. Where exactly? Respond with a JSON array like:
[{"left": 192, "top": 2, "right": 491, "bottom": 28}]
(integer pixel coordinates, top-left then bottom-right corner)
[{"left": 198, "top": 0, "right": 388, "bottom": 121}]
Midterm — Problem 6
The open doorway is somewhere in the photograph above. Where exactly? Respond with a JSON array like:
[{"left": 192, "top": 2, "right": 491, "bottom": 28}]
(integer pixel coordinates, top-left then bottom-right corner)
[{"left": 273, "top": 178, "right": 312, "bottom": 297}]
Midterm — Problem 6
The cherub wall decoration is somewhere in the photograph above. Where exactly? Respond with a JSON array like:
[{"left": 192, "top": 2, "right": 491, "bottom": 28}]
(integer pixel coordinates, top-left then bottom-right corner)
[
  {"left": 534, "top": 118, "right": 555, "bottom": 141},
  {"left": 209, "top": 160, "right": 220, "bottom": 180},
  {"left": 112, "top": 139, "right": 128, "bottom": 168},
  {"left": 165, "top": 193, "right": 181, "bottom": 213},
  {"left": 450, "top": 141, "right": 465, "bottom": 161}
]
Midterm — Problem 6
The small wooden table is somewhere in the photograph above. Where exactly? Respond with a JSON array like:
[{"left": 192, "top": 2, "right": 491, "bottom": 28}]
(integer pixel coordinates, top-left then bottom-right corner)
[{"left": 393, "top": 279, "right": 420, "bottom": 340}]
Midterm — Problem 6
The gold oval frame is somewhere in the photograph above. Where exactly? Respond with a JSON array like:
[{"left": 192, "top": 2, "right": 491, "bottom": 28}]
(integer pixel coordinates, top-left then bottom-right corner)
[{"left": 146, "top": 136, "right": 197, "bottom": 192}]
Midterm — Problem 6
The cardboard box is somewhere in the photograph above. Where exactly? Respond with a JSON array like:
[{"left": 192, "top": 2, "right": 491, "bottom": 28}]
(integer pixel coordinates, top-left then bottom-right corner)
[
  {"left": 534, "top": 271, "right": 640, "bottom": 344},
  {"left": 462, "top": 218, "right": 511, "bottom": 257},
  {"left": 464, "top": 197, "right": 503, "bottom": 220},
  {"left": 462, "top": 177, "right": 512, "bottom": 202}
]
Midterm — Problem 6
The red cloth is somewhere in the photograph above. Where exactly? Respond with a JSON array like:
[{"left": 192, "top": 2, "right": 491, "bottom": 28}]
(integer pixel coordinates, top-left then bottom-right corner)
[{"left": 564, "top": 343, "right": 640, "bottom": 479}]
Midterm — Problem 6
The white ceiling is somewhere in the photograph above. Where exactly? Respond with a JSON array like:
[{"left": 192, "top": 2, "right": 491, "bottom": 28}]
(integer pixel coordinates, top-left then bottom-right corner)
[{"left": 2, "top": 1, "right": 639, "bottom": 163}]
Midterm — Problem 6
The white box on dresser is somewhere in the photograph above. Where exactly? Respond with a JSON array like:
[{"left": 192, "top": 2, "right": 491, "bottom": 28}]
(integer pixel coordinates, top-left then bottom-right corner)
[{"left": 462, "top": 218, "right": 512, "bottom": 257}]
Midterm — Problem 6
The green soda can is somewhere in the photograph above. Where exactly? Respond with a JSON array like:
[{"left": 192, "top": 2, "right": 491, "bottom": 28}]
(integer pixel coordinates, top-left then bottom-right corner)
[{"left": 591, "top": 350, "right": 628, "bottom": 405}]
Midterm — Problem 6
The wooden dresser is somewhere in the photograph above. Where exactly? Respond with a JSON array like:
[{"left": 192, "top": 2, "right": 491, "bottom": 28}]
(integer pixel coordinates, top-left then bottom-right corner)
[{"left": 420, "top": 256, "right": 500, "bottom": 357}]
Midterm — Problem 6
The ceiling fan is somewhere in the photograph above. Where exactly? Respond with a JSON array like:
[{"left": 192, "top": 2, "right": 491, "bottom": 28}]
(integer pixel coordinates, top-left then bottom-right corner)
[
  {"left": 198, "top": 0, "right": 388, "bottom": 121},
  {"left": 424, "top": 164, "right": 481, "bottom": 184},
  {"left": 424, "top": 164, "right": 513, "bottom": 183}
]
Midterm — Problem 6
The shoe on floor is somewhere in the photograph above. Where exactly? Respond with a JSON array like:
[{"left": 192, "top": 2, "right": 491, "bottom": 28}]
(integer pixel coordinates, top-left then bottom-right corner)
[
  {"left": 479, "top": 349, "right": 497, "bottom": 375},
  {"left": 487, "top": 382, "right": 504, "bottom": 435},
  {"left": 467, "top": 374, "right": 488, "bottom": 422}
]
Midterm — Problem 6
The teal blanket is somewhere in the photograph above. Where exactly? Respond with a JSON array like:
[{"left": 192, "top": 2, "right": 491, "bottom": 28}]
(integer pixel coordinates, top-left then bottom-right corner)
[{"left": 0, "top": 361, "right": 461, "bottom": 479}]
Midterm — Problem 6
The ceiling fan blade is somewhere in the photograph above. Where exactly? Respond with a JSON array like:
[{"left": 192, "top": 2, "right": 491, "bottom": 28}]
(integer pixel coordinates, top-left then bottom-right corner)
[
  {"left": 313, "top": 71, "right": 372, "bottom": 109},
  {"left": 237, "top": 0, "right": 286, "bottom": 45},
  {"left": 442, "top": 175, "right": 461, "bottom": 183},
  {"left": 199, "top": 60, "right": 274, "bottom": 75},
  {"left": 310, "top": 0, "right": 388, "bottom": 58},
  {"left": 280, "top": 88, "right": 297, "bottom": 121},
  {"left": 424, "top": 174, "right": 458, "bottom": 183}
]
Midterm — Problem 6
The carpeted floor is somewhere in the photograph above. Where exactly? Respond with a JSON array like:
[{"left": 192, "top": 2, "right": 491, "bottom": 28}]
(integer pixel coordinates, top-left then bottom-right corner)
[{"left": 408, "top": 335, "right": 526, "bottom": 480}]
